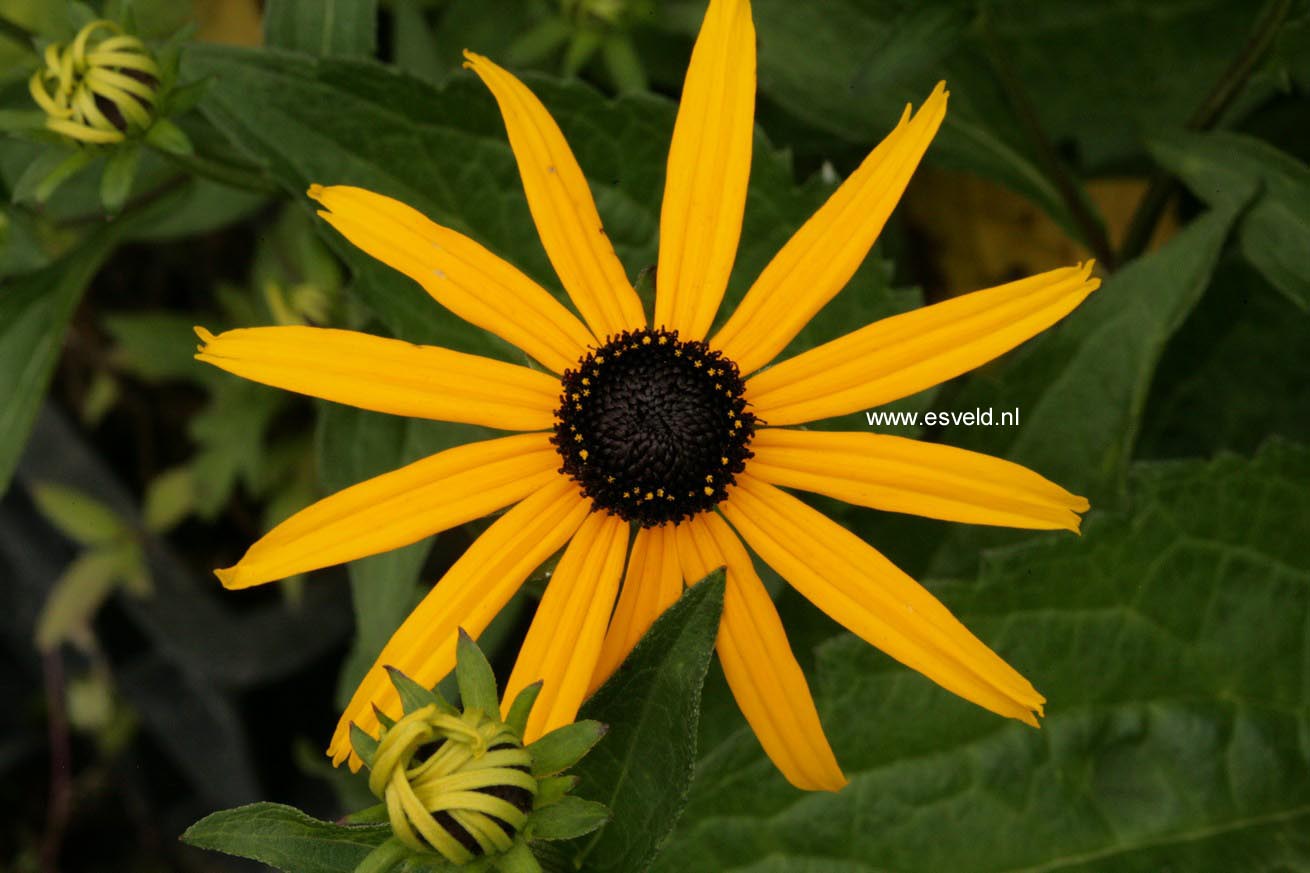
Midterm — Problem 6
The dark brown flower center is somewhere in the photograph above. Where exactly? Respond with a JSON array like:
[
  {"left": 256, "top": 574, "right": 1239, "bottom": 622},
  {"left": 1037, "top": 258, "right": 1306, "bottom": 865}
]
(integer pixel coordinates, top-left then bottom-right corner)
[{"left": 552, "top": 328, "right": 755, "bottom": 526}]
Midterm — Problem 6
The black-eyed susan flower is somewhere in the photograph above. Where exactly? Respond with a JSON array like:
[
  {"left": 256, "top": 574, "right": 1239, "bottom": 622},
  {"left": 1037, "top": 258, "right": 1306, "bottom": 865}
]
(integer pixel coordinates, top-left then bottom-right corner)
[{"left": 196, "top": 0, "right": 1098, "bottom": 792}]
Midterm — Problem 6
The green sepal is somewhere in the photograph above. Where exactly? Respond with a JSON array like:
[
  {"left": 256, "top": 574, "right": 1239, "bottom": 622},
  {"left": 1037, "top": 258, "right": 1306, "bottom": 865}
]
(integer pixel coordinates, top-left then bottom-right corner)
[
  {"left": 532, "top": 775, "right": 578, "bottom": 809},
  {"left": 505, "top": 680, "right": 542, "bottom": 737},
  {"left": 352, "top": 836, "right": 410, "bottom": 873},
  {"left": 456, "top": 629, "right": 500, "bottom": 718},
  {"left": 493, "top": 839, "right": 542, "bottom": 873},
  {"left": 350, "top": 722, "right": 379, "bottom": 768},
  {"left": 344, "top": 802, "right": 389, "bottom": 825},
  {"left": 371, "top": 704, "right": 396, "bottom": 731},
  {"left": 161, "top": 77, "right": 211, "bottom": 116},
  {"left": 385, "top": 666, "right": 458, "bottom": 717},
  {"left": 524, "top": 796, "right": 611, "bottom": 841},
  {"left": 145, "top": 118, "right": 193, "bottom": 156},
  {"left": 527, "top": 720, "right": 607, "bottom": 777},
  {"left": 100, "top": 143, "right": 142, "bottom": 214}
]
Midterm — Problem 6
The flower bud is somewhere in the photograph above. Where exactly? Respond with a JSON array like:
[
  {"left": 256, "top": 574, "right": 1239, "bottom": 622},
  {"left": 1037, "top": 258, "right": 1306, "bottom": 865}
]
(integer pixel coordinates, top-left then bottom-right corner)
[{"left": 29, "top": 20, "right": 160, "bottom": 145}]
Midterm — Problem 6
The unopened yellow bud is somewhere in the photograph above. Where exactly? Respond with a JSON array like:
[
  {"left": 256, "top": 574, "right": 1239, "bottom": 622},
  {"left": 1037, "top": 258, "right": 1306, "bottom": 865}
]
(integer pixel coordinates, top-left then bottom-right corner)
[{"left": 29, "top": 20, "right": 161, "bottom": 145}]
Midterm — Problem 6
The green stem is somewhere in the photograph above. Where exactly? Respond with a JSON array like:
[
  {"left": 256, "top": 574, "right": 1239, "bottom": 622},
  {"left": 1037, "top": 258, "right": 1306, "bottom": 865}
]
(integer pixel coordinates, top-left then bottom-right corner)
[
  {"left": 160, "top": 149, "right": 278, "bottom": 194},
  {"left": 981, "top": 18, "right": 1118, "bottom": 271},
  {"left": 1118, "top": 0, "right": 1291, "bottom": 262}
]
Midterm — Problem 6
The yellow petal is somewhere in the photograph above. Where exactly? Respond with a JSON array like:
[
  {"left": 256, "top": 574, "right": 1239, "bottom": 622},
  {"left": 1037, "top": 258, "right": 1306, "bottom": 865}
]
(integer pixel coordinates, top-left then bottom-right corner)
[
  {"left": 503, "top": 512, "right": 628, "bottom": 742},
  {"left": 720, "top": 474, "right": 1045, "bottom": 725},
  {"left": 329, "top": 477, "right": 590, "bottom": 770},
  {"left": 195, "top": 325, "right": 559, "bottom": 430},
  {"left": 654, "top": 0, "right": 755, "bottom": 340},
  {"left": 750, "top": 428, "right": 1087, "bottom": 532},
  {"left": 676, "top": 514, "right": 846, "bottom": 792},
  {"left": 587, "top": 524, "right": 683, "bottom": 696},
  {"left": 309, "top": 185, "right": 596, "bottom": 374},
  {"left": 715, "top": 84, "right": 948, "bottom": 375},
  {"left": 747, "top": 262, "right": 1100, "bottom": 425},
  {"left": 217, "top": 433, "right": 559, "bottom": 590},
  {"left": 463, "top": 51, "right": 645, "bottom": 339}
]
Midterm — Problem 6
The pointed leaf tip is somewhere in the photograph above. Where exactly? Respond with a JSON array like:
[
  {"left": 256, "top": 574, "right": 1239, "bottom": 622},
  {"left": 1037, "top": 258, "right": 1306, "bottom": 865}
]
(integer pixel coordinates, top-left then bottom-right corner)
[{"left": 455, "top": 629, "right": 499, "bottom": 717}]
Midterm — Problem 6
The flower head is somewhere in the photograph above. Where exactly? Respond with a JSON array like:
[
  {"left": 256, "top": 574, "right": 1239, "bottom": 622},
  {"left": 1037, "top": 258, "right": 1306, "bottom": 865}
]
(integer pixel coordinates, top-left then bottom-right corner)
[
  {"left": 351, "top": 632, "right": 607, "bottom": 870},
  {"left": 197, "top": 0, "right": 1097, "bottom": 792},
  {"left": 29, "top": 20, "right": 160, "bottom": 144}
]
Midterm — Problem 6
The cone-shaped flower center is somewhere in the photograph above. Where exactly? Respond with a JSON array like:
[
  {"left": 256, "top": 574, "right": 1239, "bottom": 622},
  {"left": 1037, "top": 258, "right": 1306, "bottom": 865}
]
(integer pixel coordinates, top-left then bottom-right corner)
[{"left": 553, "top": 327, "right": 756, "bottom": 525}]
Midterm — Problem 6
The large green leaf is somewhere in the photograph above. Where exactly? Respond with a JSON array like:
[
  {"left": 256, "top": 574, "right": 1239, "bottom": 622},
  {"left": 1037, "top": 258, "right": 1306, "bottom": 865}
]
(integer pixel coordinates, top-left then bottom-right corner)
[
  {"left": 567, "top": 571, "right": 726, "bottom": 873},
  {"left": 744, "top": 0, "right": 1081, "bottom": 235},
  {"left": 657, "top": 441, "right": 1310, "bottom": 872},
  {"left": 0, "top": 227, "right": 119, "bottom": 493},
  {"left": 1150, "top": 129, "right": 1310, "bottom": 310},
  {"left": 316, "top": 402, "right": 492, "bottom": 703},
  {"left": 264, "top": 0, "right": 379, "bottom": 59},
  {"left": 740, "top": 0, "right": 1269, "bottom": 236},
  {"left": 182, "top": 802, "right": 451, "bottom": 873},
  {"left": 182, "top": 46, "right": 909, "bottom": 360},
  {"left": 1139, "top": 256, "right": 1310, "bottom": 459}
]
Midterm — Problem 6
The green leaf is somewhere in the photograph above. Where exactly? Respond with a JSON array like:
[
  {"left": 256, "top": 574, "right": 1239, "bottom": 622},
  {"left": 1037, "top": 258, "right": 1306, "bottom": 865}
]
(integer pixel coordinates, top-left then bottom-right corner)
[
  {"left": 657, "top": 441, "right": 1310, "bottom": 872},
  {"left": 100, "top": 143, "right": 142, "bottom": 214},
  {"left": 527, "top": 720, "right": 607, "bottom": 778},
  {"left": 144, "top": 118, "right": 194, "bottom": 156},
  {"left": 506, "top": 681, "right": 543, "bottom": 738},
  {"left": 0, "top": 227, "right": 120, "bottom": 493},
  {"left": 456, "top": 628, "right": 500, "bottom": 718},
  {"left": 525, "top": 796, "right": 610, "bottom": 842},
  {"left": 31, "top": 482, "right": 128, "bottom": 546},
  {"left": 181, "top": 802, "right": 391, "bottom": 873},
  {"left": 103, "top": 310, "right": 205, "bottom": 383},
  {"left": 350, "top": 723, "right": 380, "bottom": 768},
  {"left": 1150, "top": 129, "right": 1310, "bottom": 311},
  {"left": 1139, "top": 256, "right": 1310, "bottom": 459},
  {"left": 385, "top": 666, "right": 457, "bottom": 717},
  {"left": 13, "top": 147, "right": 95, "bottom": 205},
  {"left": 142, "top": 465, "right": 194, "bottom": 533},
  {"left": 264, "top": 0, "right": 378, "bottom": 58},
  {"left": 565, "top": 571, "right": 725, "bottom": 873},
  {"left": 35, "top": 550, "right": 123, "bottom": 651},
  {"left": 742, "top": 0, "right": 1083, "bottom": 236}
]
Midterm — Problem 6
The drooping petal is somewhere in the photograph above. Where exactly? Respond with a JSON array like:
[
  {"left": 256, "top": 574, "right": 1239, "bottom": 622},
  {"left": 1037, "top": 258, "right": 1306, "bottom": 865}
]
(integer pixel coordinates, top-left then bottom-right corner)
[
  {"left": 749, "top": 428, "right": 1087, "bottom": 532},
  {"left": 310, "top": 185, "right": 596, "bottom": 373},
  {"left": 720, "top": 474, "right": 1045, "bottom": 725},
  {"left": 747, "top": 263, "right": 1100, "bottom": 425},
  {"left": 195, "top": 325, "right": 559, "bottom": 430},
  {"left": 503, "top": 511, "right": 628, "bottom": 742},
  {"left": 675, "top": 514, "right": 846, "bottom": 792},
  {"left": 714, "top": 84, "right": 948, "bottom": 375},
  {"left": 587, "top": 524, "right": 683, "bottom": 695},
  {"left": 463, "top": 51, "right": 645, "bottom": 339},
  {"left": 217, "top": 433, "right": 559, "bottom": 590},
  {"left": 329, "top": 477, "right": 590, "bottom": 770},
  {"left": 654, "top": 0, "right": 755, "bottom": 340}
]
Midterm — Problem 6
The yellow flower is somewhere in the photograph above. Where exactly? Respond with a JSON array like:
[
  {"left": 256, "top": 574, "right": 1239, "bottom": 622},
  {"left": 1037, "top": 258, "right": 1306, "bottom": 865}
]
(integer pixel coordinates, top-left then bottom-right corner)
[{"left": 196, "top": 0, "right": 1097, "bottom": 792}]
